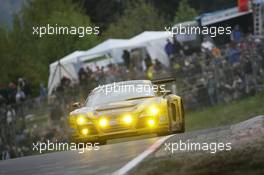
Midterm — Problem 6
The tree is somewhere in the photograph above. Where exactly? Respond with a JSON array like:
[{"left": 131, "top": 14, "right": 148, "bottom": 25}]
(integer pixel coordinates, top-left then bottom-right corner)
[
  {"left": 0, "top": 0, "right": 99, "bottom": 93},
  {"left": 173, "top": 0, "right": 198, "bottom": 24},
  {"left": 0, "top": 27, "right": 10, "bottom": 84},
  {"left": 76, "top": 0, "right": 235, "bottom": 27},
  {"left": 103, "top": 1, "right": 166, "bottom": 39}
]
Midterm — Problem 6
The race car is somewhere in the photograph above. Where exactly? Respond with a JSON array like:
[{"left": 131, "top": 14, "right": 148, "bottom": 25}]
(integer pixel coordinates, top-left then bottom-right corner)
[{"left": 68, "top": 78, "right": 185, "bottom": 144}]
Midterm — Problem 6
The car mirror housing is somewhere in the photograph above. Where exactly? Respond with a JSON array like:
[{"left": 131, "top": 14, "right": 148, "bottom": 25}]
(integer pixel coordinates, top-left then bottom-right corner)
[
  {"left": 72, "top": 102, "right": 81, "bottom": 108},
  {"left": 163, "top": 90, "right": 172, "bottom": 97}
]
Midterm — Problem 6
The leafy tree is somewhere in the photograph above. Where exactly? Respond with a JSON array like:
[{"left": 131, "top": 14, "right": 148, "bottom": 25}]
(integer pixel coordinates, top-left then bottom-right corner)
[
  {"left": 0, "top": 27, "right": 10, "bottom": 84},
  {"left": 173, "top": 0, "right": 198, "bottom": 24},
  {"left": 0, "top": 0, "right": 99, "bottom": 93},
  {"left": 103, "top": 1, "right": 166, "bottom": 39},
  {"left": 77, "top": 0, "right": 235, "bottom": 27}
]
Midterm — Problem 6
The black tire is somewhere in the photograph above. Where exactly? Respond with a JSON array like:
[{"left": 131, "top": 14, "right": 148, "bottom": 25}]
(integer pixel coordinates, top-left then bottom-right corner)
[
  {"left": 171, "top": 123, "right": 185, "bottom": 134},
  {"left": 157, "top": 131, "right": 170, "bottom": 136},
  {"left": 95, "top": 139, "right": 107, "bottom": 145},
  {"left": 180, "top": 122, "right": 185, "bottom": 133}
]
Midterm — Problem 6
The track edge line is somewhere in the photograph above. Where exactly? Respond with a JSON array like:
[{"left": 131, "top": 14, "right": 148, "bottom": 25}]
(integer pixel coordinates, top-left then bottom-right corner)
[{"left": 111, "top": 135, "right": 174, "bottom": 175}]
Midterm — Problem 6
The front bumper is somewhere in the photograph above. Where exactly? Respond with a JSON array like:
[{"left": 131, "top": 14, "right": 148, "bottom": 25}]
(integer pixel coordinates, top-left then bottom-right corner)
[
  {"left": 68, "top": 111, "right": 169, "bottom": 143},
  {"left": 69, "top": 124, "right": 168, "bottom": 143}
]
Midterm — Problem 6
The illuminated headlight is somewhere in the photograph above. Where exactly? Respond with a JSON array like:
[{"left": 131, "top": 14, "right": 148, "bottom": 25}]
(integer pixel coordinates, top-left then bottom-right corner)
[
  {"left": 99, "top": 118, "right": 108, "bottom": 127},
  {"left": 76, "top": 116, "right": 87, "bottom": 125},
  {"left": 148, "top": 106, "right": 159, "bottom": 115},
  {"left": 147, "top": 119, "right": 156, "bottom": 127},
  {"left": 81, "top": 128, "right": 89, "bottom": 135},
  {"left": 122, "top": 115, "right": 133, "bottom": 124}
]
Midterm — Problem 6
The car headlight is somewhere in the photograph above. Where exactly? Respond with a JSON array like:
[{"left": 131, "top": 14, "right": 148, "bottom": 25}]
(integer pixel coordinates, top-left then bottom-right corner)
[
  {"left": 147, "top": 119, "right": 156, "bottom": 127},
  {"left": 76, "top": 115, "right": 87, "bottom": 125},
  {"left": 81, "top": 128, "right": 89, "bottom": 135},
  {"left": 148, "top": 106, "right": 159, "bottom": 116},
  {"left": 122, "top": 114, "right": 133, "bottom": 124},
  {"left": 99, "top": 118, "right": 108, "bottom": 127}
]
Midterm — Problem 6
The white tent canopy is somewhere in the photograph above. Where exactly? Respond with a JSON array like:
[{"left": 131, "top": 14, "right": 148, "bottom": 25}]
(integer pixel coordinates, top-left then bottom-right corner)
[
  {"left": 48, "top": 51, "right": 96, "bottom": 95},
  {"left": 48, "top": 31, "right": 172, "bottom": 94},
  {"left": 130, "top": 31, "right": 171, "bottom": 42},
  {"left": 82, "top": 31, "right": 171, "bottom": 66},
  {"left": 83, "top": 39, "right": 131, "bottom": 56},
  {"left": 82, "top": 38, "right": 146, "bottom": 63},
  {"left": 128, "top": 31, "right": 171, "bottom": 66}
]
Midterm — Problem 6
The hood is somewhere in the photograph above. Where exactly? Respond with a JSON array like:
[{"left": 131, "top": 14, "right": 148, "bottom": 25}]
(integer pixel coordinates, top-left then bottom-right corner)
[
  {"left": 95, "top": 100, "right": 139, "bottom": 111},
  {"left": 70, "top": 97, "right": 162, "bottom": 117}
]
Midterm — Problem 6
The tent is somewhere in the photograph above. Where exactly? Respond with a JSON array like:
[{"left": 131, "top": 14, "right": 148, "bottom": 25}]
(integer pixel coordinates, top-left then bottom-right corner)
[
  {"left": 82, "top": 38, "right": 146, "bottom": 63},
  {"left": 82, "top": 31, "right": 171, "bottom": 67},
  {"left": 48, "top": 51, "right": 99, "bottom": 95},
  {"left": 83, "top": 39, "right": 130, "bottom": 56},
  {"left": 77, "top": 38, "right": 147, "bottom": 72},
  {"left": 128, "top": 31, "right": 171, "bottom": 66},
  {"left": 48, "top": 40, "right": 137, "bottom": 94},
  {"left": 48, "top": 31, "right": 172, "bottom": 94}
]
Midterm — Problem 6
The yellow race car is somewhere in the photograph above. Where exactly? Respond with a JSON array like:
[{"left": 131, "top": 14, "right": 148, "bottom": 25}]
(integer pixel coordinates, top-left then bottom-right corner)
[{"left": 68, "top": 78, "right": 185, "bottom": 144}]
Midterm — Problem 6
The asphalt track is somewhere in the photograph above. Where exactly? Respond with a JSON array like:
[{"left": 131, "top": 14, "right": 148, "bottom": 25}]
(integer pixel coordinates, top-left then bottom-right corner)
[{"left": 0, "top": 137, "right": 159, "bottom": 175}]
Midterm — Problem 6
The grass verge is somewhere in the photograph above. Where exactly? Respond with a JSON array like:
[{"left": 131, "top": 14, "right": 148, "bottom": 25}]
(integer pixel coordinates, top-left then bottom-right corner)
[
  {"left": 130, "top": 139, "right": 264, "bottom": 175},
  {"left": 186, "top": 91, "right": 264, "bottom": 131}
]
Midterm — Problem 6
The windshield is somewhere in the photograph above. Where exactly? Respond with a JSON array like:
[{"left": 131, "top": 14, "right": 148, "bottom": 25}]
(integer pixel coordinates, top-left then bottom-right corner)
[{"left": 85, "top": 83, "right": 155, "bottom": 107}]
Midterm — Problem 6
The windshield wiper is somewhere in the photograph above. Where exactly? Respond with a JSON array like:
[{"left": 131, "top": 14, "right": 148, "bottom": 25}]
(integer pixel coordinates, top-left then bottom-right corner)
[{"left": 125, "top": 96, "right": 155, "bottom": 101}]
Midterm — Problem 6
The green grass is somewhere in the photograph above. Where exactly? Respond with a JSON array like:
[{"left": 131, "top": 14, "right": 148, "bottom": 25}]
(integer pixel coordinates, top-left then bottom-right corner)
[{"left": 186, "top": 91, "right": 264, "bottom": 131}]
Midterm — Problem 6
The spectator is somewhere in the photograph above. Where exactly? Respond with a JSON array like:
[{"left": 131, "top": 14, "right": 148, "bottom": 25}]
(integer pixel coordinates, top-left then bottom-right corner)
[
  {"left": 122, "top": 50, "right": 130, "bottom": 70},
  {"left": 144, "top": 54, "right": 152, "bottom": 70},
  {"left": 18, "top": 78, "right": 31, "bottom": 97},
  {"left": 78, "top": 67, "right": 87, "bottom": 84},
  {"left": 201, "top": 37, "right": 214, "bottom": 53},
  {"left": 7, "top": 83, "right": 16, "bottom": 104},
  {"left": 232, "top": 74, "right": 244, "bottom": 99},
  {"left": 1, "top": 148, "right": 10, "bottom": 160},
  {"left": 227, "top": 43, "right": 240, "bottom": 65},
  {"left": 165, "top": 39, "right": 175, "bottom": 59},
  {"left": 211, "top": 47, "right": 221, "bottom": 58},
  {"left": 39, "top": 83, "right": 47, "bottom": 100},
  {"left": 154, "top": 59, "right": 163, "bottom": 72},
  {"left": 207, "top": 73, "right": 217, "bottom": 106},
  {"left": 231, "top": 25, "right": 243, "bottom": 43},
  {"left": 172, "top": 37, "right": 182, "bottom": 55},
  {"left": 131, "top": 48, "right": 142, "bottom": 71},
  {"left": 147, "top": 64, "right": 154, "bottom": 80},
  {"left": 15, "top": 87, "right": 26, "bottom": 103}
]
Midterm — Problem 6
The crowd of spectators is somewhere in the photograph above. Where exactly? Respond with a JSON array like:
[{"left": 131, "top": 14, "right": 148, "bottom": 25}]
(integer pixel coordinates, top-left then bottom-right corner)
[
  {"left": 54, "top": 29, "right": 264, "bottom": 110},
  {"left": 53, "top": 48, "right": 167, "bottom": 100},
  {"left": 167, "top": 32, "right": 264, "bottom": 109},
  {"left": 0, "top": 78, "right": 49, "bottom": 160}
]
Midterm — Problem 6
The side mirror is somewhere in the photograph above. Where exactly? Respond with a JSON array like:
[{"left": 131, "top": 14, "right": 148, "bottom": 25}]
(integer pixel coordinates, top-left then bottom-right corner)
[
  {"left": 163, "top": 90, "right": 172, "bottom": 97},
  {"left": 72, "top": 102, "right": 81, "bottom": 108}
]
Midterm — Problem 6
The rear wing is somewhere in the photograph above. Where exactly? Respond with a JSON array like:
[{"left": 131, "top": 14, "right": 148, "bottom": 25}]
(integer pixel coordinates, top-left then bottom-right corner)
[
  {"left": 152, "top": 77, "right": 177, "bottom": 95},
  {"left": 151, "top": 77, "right": 176, "bottom": 85}
]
